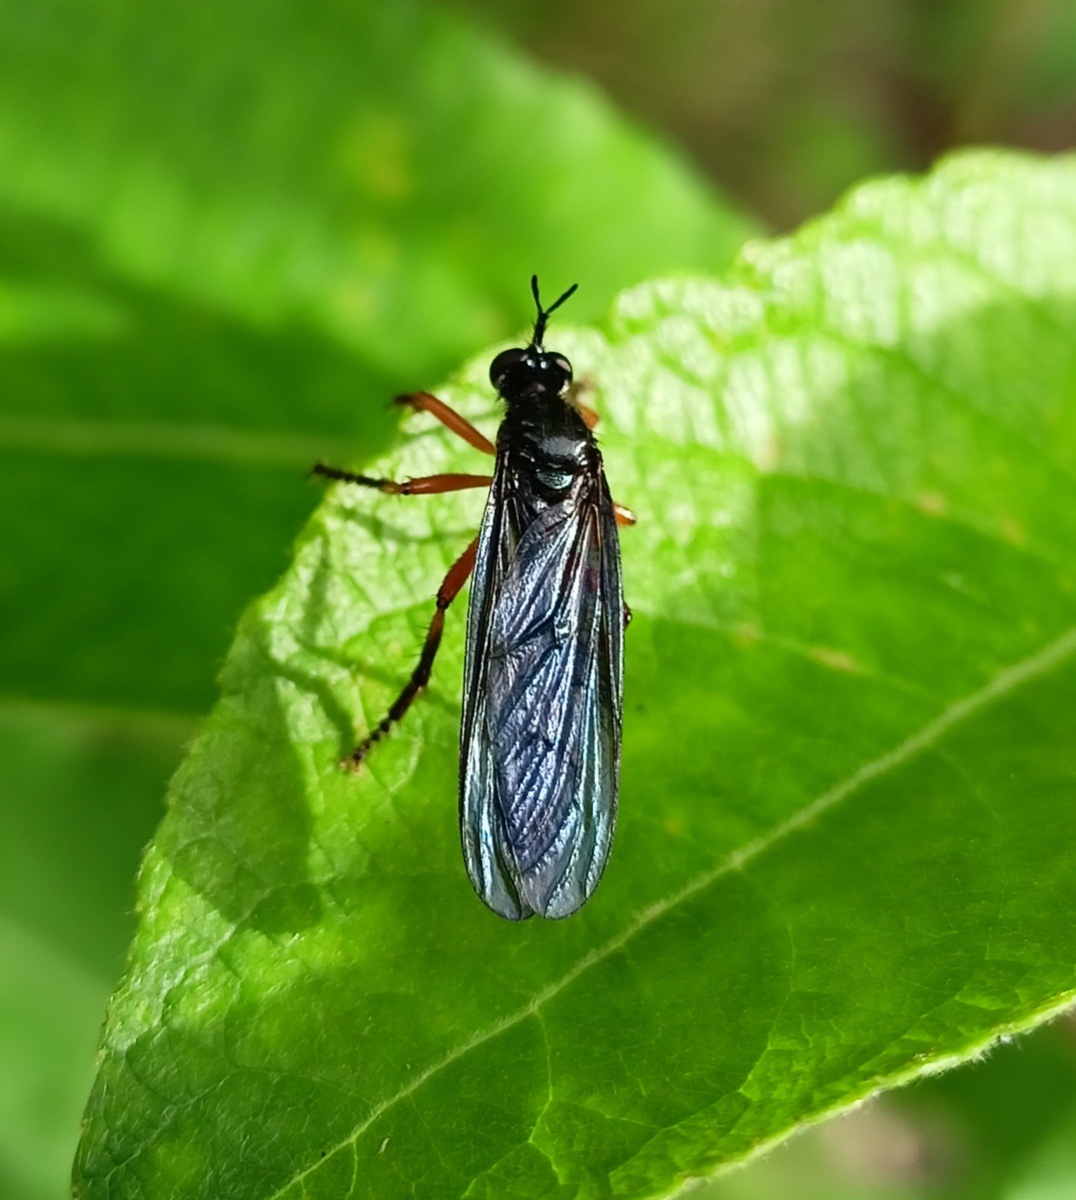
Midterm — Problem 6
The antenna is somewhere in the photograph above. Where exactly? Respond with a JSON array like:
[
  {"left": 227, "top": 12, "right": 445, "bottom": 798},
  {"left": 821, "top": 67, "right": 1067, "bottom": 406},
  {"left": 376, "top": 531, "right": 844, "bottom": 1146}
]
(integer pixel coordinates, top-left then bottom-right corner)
[{"left": 530, "top": 275, "right": 578, "bottom": 348}]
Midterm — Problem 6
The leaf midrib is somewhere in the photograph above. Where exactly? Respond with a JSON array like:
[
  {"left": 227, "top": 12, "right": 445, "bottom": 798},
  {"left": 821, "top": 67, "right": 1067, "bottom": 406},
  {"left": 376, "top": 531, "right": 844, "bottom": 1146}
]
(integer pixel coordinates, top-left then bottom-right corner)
[{"left": 267, "top": 622, "right": 1076, "bottom": 1199}]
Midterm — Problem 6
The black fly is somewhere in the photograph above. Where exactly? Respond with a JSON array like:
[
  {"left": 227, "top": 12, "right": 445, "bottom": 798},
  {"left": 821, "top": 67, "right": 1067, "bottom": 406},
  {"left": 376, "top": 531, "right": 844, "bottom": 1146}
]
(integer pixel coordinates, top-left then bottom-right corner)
[{"left": 314, "top": 278, "right": 631, "bottom": 919}]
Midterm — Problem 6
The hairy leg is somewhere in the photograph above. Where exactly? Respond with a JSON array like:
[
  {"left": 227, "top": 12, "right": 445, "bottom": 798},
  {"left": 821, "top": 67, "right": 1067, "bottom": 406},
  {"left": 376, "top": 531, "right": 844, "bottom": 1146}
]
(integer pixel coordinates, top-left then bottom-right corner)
[
  {"left": 344, "top": 536, "right": 479, "bottom": 768},
  {"left": 395, "top": 391, "right": 496, "bottom": 456},
  {"left": 312, "top": 464, "right": 492, "bottom": 495}
]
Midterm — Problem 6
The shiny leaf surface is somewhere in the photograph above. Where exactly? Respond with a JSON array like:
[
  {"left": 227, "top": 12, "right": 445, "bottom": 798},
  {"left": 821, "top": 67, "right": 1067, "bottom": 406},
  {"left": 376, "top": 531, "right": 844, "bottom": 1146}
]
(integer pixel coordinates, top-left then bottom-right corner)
[{"left": 75, "top": 152, "right": 1076, "bottom": 1199}]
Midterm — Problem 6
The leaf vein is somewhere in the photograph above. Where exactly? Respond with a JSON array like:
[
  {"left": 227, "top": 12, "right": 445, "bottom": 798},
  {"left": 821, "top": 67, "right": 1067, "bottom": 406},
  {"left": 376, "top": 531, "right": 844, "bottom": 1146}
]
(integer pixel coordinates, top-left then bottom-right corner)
[{"left": 265, "top": 622, "right": 1076, "bottom": 1200}]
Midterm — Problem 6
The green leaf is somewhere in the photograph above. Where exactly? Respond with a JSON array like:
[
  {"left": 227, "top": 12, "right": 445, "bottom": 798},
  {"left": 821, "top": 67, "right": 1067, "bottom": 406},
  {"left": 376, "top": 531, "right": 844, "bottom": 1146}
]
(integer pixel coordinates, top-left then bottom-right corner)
[
  {"left": 1006, "top": 1099, "right": 1076, "bottom": 1200},
  {"left": 0, "top": 914, "right": 112, "bottom": 1200},
  {"left": 0, "top": 702, "right": 187, "bottom": 1200},
  {"left": 74, "top": 150, "right": 1076, "bottom": 1198},
  {"left": 0, "top": 0, "right": 751, "bottom": 716}
]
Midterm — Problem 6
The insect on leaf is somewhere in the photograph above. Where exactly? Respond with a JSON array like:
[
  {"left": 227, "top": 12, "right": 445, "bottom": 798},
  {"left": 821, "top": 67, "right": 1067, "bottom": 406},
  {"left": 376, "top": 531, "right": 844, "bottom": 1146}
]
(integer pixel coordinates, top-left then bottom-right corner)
[{"left": 75, "top": 151, "right": 1076, "bottom": 1200}]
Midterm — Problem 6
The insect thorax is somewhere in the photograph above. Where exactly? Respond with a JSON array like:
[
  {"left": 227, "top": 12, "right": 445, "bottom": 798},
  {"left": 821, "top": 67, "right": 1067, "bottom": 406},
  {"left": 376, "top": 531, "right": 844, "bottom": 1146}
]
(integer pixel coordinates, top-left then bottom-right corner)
[{"left": 501, "top": 398, "right": 596, "bottom": 497}]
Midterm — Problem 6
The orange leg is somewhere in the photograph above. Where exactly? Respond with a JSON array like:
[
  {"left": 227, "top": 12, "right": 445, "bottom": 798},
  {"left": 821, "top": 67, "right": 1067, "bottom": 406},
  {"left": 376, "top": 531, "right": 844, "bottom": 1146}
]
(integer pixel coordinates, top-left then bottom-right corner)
[
  {"left": 312, "top": 463, "right": 492, "bottom": 495},
  {"left": 395, "top": 392, "right": 496, "bottom": 456},
  {"left": 346, "top": 536, "right": 479, "bottom": 769},
  {"left": 567, "top": 375, "right": 598, "bottom": 427},
  {"left": 567, "top": 389, "right": 633, "bottom": 518},
  {"left": 576, "top": 402, "right": 601, "bottom": 430}
]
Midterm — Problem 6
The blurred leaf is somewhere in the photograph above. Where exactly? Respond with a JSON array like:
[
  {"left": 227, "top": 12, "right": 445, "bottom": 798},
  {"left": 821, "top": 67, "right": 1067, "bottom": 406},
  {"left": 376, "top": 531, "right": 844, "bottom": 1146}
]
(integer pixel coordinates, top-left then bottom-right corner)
[
  {"left": 0, "top": 703, "right": 188, "bottom": 1200},
  {"left": 73, "top": 150, "right": 1076, "bottom": 1198},
  {"left": 0, "top": 703, "right": 192, "bottom": 974},
  {"left": 0, "top": 916, "right": 112, "bottom": 1200},
  {"left": 0, "top": 0, "right": 751, "bottom": 716},
  {"left": 1005, "top": 1092, "right": 1076, "bottom": 1200}
]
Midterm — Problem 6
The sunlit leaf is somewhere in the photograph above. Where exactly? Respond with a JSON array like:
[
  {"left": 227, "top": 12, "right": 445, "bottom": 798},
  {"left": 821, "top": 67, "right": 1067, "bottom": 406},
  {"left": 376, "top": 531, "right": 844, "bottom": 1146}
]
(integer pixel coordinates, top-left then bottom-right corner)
[{"left": 74, "top": 151, "right": 1076, "bottom": 1198}]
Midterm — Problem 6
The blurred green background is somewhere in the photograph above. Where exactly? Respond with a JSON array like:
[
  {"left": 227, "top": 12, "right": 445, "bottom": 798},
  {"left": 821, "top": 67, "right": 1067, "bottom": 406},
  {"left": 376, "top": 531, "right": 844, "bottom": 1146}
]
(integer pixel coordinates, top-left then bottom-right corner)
[{"left": 2, "top": 2, "right": 1075, "bottom": 1198}]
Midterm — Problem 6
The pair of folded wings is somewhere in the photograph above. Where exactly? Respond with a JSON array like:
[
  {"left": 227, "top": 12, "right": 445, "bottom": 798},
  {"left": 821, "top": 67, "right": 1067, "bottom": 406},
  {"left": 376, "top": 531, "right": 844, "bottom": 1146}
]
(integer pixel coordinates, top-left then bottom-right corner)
[{"left": 459, "top": 453, "right": 624, "bottom": 920}]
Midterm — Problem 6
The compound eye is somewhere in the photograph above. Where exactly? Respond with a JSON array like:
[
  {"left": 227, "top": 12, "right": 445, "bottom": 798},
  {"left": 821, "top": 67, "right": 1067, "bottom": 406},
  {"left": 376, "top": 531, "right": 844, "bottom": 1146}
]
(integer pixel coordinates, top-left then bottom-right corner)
[
  {"left": 550, "top": 355, "right": 573, "bottom": 386},
  {"left": 489, "top": 348, "right": 527, "bottom": 388}
]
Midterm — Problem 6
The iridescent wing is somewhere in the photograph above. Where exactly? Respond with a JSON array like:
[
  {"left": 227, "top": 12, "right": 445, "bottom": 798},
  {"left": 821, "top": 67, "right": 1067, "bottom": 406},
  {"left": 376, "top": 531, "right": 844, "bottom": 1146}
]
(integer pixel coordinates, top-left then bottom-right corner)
[{"left": 459, "top": 452, "right": 624, "bottom": 919}]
